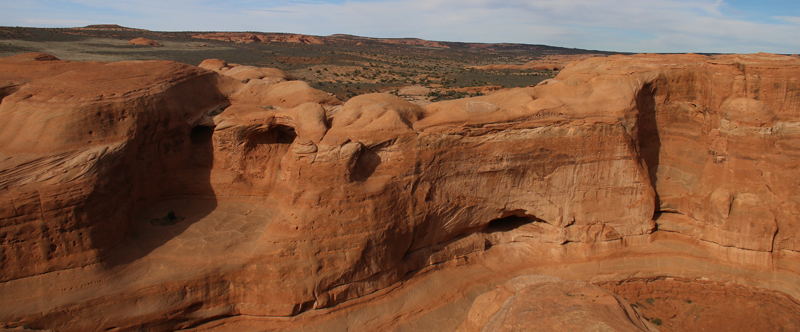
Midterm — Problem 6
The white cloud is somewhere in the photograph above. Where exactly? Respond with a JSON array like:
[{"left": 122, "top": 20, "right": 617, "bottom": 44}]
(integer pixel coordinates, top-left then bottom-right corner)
[
  {"left": 3, "top": 0, "right": 799, "bottom": 53},
  {"left": 237, "top": 0, "right": 800, "bottom": 53},
  {"left": 774, "top": 16, "right": 800, "bottom": 25}
]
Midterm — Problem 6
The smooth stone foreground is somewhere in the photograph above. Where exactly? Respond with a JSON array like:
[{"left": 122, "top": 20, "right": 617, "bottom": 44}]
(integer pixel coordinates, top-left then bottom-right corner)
[{"left": 0, "top": 52, "right": 799, "bottom": 331}]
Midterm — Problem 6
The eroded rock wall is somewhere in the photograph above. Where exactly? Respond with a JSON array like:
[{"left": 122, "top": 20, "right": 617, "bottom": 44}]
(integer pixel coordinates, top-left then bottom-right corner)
[
  {"left": 0, "top": 52, "right": 799, "bottom": 331},
  {"left": 0, "top": 54, "right": 240, "bottom": 282}
]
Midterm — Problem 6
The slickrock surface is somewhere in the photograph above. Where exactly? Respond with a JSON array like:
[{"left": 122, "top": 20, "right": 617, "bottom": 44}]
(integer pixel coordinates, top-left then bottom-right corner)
[
  {"left": 599, "top": 277, "right": 800, "bottom": 331},
  {"left": 459, "top": 275, "right": 658, "bottom": 331},
  {"left": 1, "top": 52, "right": 800, "bottom": 331},
  {"left": 199, "top": 58, "right": 290, "bottom": 83}
]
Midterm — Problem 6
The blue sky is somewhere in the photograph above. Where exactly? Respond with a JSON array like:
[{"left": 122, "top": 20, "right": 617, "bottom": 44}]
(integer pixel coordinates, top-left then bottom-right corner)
[{"left": 1, "top": 0, "right": 798, "bottom": 53}]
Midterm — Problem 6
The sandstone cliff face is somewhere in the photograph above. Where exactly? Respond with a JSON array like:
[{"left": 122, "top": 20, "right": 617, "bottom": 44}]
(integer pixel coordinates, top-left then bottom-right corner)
[
  {"left": 0, "top": 52, "right": 799, "bottom": 331},
  {"left": 0, "top": 53, "right": 240, "bottom": 283}
]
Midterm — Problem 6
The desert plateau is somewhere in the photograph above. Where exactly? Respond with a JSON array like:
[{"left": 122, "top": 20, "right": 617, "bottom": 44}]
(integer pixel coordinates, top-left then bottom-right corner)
[{"left": 1, "top": 25, "right": 800, "bottom": 332}]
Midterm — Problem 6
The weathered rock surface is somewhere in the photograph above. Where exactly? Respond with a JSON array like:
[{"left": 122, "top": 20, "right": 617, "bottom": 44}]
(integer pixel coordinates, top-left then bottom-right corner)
[
  {"left": 460, "top": 275, "right": 657, "bottom": 331},
  {"left": 127, "top": 37, "right": 160, "bottom": 46},
  {"left": 1, "top": 52, "right": 799, "bottom": 331},
  {"left": 397, "top": 85, "right": 431, "bottom": 96},
  {"left": 199, "top": 59, "right": 290, "bottom": 83},
  {"left": 600, "top": 277, "right": 800, "bottom": 331}
]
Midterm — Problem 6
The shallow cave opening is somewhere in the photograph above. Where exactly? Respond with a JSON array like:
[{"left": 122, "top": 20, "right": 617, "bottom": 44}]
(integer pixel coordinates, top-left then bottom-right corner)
[
  {"left": 245, "top": 125, "right": 297, "bottom": 147},
  {"left": 483, "top": 210, "right": 545, "bottom": 234},
  {"left": 190, "top": 125, "right": 214, "bottom": 145},
  {"left": 240, "top": 125, "right": 298, "bottom": 181},
  {"left": 188, "top": 125, "right": 215, "bottom": 169},
  {"left": 274, "top": 125, "right": 297, "bottom": 144}
]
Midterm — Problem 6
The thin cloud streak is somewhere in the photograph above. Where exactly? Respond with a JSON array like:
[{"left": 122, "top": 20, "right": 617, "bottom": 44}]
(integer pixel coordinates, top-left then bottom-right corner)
[{"left": 774, "top": 16, "right": 800, "bottom": 25}]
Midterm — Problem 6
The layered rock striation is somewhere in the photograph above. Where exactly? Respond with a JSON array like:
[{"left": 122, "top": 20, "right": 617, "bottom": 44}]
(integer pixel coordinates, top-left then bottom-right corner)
[{"left": 0, "top": 52, "right": 799, "bottom": 331}]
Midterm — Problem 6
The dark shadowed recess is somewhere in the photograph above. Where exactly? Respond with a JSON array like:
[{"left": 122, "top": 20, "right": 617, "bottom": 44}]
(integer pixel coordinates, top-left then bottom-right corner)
[
  {"left": 484, "top": 213, "right": 545, "bottom": 234},
  {"left": 350, "top": 148, "right": 381, "bottom": 182},
  {"left": 102, "top": 122, "right": 218, "bottom": 268},
  {"left": 350, "top": 140, "right": 396, "bottom": 182},
  {"left": 400, "top": 209, "right": 546, "bottom": 282},
  {"left": 635, "top": 82, "right": 661, "bottom": 218},
  {"left": 246, "top": 124, "right": 297, "bottom": 146}
]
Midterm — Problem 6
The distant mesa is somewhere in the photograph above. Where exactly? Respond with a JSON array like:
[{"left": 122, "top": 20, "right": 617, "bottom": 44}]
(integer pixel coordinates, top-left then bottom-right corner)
[
  {"left": 128, "top": 37, "right": 160, "bottom": 46},
  {"left": 29, "top": 26, "right": 615, "bottom": 54},
  {"left": 192, "top": 32, "right": 324, "bottom": 45},
  {"left": 83, "top": 24, "right": 126, "bottom": 29},
  {"left": 78, "top": 24, "right": 144, "bottom": 31},
  {"left": 190, "top": 32, "right": 447, "bottom": 48}
]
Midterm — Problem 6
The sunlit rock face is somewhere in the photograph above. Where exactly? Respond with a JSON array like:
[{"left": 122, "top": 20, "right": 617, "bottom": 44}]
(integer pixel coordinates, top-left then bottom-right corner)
[{"left": 0, "top": 52, "right": 799, "bottom": 331}]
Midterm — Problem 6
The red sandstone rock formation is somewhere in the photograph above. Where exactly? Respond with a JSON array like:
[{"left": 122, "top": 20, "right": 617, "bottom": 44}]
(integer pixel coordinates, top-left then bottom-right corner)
[
  {"left": 460, "top": 275, "right": 657, "bottom": 331},
  {"left": 0, "top": 52, "right": 799, "bottom": 331},
  {"left": 128, "top": 37, "right": 160, "bottom": 46},
  {"left": 191, "top": 33, "right": 324, "bottom": 45},
  {"left": 600, "top": 277, "right": 800, "bottom": 331},
  {"left": 199, "top": 59, "right": 290, "bottom": 83},
  {"left": 77, "top": 24, "right": 145, "bottom": 32}
]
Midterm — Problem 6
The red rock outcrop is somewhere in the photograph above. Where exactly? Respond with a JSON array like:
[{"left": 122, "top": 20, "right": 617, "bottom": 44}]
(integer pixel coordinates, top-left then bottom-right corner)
[
  {"left": 191, "top": 33, "right": 324, "bottom": 45},
  {"left": 79, "top": 24, "right": 143, "bottom": 31},
  {"left": 199, "top": 59, "right": 290, "bottom": 84},
  {"left": 128, "top": 37, "right": 160, "bottom": 46},
  {"left": 460, "top": 275, "right": 657, "bottom": 331},
  {"left": 1, "top": 52, "right": 799, "bottom": 331},
  {"left": 600, "top": 277, "right": 800, "bottom": 331}
]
